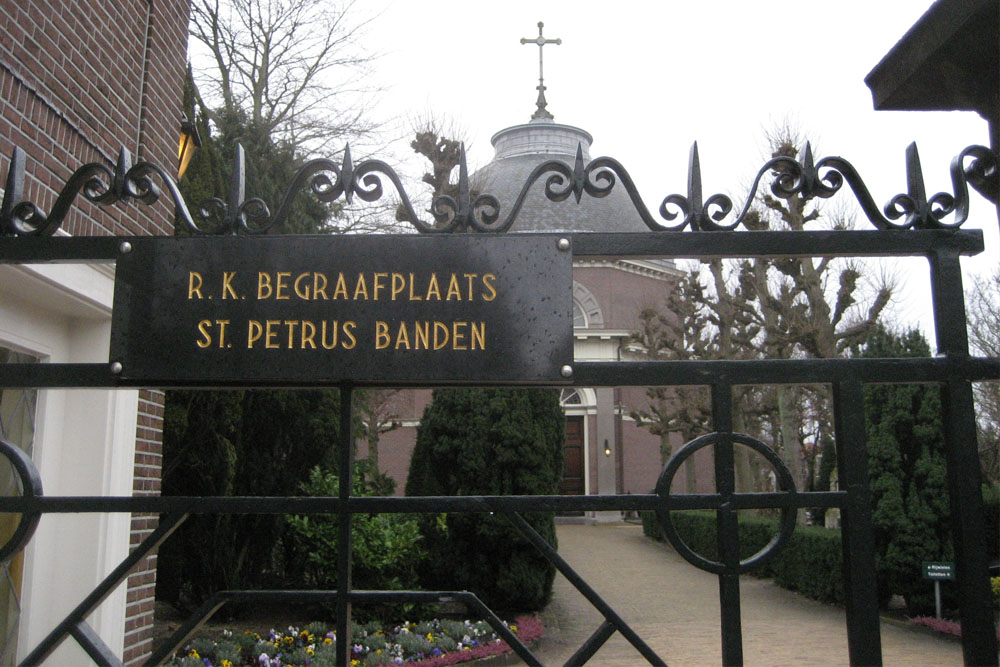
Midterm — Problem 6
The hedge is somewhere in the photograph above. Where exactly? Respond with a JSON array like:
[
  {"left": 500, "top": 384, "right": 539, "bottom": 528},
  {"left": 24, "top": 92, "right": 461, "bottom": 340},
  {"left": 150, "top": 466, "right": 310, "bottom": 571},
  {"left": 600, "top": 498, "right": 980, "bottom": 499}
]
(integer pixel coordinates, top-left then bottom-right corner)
[{"left": 643, "top": 510, "right": 845, "bottom": 605}]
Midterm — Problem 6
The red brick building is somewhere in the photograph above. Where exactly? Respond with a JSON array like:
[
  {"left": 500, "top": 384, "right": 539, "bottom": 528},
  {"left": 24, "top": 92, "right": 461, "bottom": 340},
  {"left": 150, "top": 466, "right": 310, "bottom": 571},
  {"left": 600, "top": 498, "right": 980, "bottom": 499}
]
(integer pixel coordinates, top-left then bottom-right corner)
[{"left": 0, "top": 2, "right": 189, "bottom": 664}]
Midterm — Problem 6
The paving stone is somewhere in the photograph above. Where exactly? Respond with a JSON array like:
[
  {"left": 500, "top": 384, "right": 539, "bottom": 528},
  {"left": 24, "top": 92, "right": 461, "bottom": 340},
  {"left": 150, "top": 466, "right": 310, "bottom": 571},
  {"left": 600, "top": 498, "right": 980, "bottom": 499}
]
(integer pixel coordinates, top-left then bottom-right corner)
[{"left": 508, "top": 523, "right": 963, "bottom": 666}]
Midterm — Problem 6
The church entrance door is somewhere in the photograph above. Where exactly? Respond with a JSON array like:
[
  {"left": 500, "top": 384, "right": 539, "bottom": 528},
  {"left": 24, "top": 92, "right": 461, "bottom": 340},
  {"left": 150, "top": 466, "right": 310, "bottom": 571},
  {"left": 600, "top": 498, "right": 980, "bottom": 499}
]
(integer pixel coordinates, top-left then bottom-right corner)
[{"left": 560, "top": 416, "right": 585, "bottom": 496}]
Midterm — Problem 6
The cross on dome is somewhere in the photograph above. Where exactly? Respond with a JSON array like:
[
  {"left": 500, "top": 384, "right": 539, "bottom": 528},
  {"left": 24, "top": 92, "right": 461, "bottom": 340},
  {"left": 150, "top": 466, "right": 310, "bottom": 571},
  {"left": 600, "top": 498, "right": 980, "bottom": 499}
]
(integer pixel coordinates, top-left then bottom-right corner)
[{"left": 520, "top": 21, "right": 561, "bottom": 120}]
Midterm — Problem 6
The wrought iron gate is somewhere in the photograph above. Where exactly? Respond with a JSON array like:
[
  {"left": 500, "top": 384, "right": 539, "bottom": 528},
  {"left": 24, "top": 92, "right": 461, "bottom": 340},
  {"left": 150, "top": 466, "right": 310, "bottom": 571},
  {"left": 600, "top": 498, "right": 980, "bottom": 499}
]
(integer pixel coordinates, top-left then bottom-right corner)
[{"left": 0, "top": 138, "right": 997, "bottom": 666}]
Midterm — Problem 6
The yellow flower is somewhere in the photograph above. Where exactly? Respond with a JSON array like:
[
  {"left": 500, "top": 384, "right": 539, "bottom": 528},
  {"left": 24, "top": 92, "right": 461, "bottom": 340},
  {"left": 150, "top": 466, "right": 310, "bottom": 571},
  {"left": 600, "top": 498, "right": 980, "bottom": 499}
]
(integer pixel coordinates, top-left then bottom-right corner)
[
  {"left": 324, "top": 637, "right": 333, "bottom": 644},
  {"left": 221, "top": 661, "right": 233, "bottom": 667},
  {"left": 188, "top": 649, "right": 200, "bottom": 658},
  {"left": 351, "top": 661, "right": 359, "bottom": 666}
]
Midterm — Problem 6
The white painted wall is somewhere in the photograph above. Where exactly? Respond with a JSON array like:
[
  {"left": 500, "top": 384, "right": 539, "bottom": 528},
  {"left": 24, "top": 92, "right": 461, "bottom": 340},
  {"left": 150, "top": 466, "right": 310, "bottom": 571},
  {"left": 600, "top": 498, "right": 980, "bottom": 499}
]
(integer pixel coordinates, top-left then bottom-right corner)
[{"left": 0, "top": 263, "right": 137, "bottom": 664}]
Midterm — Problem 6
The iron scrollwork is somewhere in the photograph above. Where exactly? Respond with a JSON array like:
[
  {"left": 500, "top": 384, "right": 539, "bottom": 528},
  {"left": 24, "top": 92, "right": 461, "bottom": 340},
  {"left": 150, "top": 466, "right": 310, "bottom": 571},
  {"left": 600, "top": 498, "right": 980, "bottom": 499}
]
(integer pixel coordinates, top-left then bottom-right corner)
[
  {"left": 0, "top": 146, "right": 197, "bottom": 236},
  {"left": 0, "top": 139, "right": 996, "bottom": 237}
]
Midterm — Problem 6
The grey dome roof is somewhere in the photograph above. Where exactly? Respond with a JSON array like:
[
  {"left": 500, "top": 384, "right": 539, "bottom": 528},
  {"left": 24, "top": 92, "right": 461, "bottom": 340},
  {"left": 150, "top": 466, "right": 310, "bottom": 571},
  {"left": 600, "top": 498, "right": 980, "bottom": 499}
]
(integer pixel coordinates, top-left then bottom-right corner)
[{"left": 472, "top": 119, "right": 652, "bottom": 234}]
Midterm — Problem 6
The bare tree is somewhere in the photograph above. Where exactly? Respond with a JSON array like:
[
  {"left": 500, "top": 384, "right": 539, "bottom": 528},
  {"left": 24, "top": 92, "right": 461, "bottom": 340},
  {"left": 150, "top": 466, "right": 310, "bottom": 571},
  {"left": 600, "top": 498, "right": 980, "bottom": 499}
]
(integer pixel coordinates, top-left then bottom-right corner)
[
  {"left": 968, "top": 269, "right": 1000, "bottom": 484},
  {"left": 189, "top": 0, "right": 380, "bottom": 153}
]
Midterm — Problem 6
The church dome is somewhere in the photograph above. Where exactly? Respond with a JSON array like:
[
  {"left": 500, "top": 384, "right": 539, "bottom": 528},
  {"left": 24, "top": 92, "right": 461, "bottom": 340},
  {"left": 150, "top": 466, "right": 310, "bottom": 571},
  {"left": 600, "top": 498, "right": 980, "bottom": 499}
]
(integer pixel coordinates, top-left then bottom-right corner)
[{"left": 473, "top": 116, "right": 652, "bottom": 233}]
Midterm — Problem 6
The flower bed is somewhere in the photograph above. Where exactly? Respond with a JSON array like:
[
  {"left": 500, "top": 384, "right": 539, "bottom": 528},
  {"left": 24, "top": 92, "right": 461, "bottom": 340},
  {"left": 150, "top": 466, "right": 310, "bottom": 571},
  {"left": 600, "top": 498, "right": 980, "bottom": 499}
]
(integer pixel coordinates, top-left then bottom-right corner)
[
  {"left": 907, "top": 616, "right": 1000, "bottom": 640},
  {"left": 168, "top": 616, "right": 544, "bottom": 667}
]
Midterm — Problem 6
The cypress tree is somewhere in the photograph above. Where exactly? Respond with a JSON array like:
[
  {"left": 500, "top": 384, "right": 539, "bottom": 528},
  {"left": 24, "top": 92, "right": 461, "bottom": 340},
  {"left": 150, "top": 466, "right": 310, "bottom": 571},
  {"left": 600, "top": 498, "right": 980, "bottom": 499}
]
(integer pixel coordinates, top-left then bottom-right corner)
[
  {"left": 860, "top": 325, "right": 952, "bottom": 613},
  {"left": 406, "top": 388, "right": 564, "bottom": 611}
]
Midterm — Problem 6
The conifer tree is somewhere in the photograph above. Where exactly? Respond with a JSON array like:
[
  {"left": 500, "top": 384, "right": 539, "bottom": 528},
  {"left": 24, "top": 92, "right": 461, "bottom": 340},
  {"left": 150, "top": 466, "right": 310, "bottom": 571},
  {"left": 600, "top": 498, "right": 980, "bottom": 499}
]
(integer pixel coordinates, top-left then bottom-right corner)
[
  {"left": 406, "top": 388, "right": 564, "bottom": 611},
  {"left": 860, "top": 325, "right": 951, "bottom": 613}
]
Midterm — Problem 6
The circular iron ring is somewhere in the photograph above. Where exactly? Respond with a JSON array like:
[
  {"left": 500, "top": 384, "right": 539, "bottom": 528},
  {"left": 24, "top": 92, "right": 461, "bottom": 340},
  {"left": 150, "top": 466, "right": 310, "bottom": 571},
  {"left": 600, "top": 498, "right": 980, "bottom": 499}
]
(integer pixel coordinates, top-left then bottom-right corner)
[
  {"left": 654, "top": 432, "right": 797, "bottom": 575},
  {"left": 0, "top": 438, "right": 43, "bottom": 563}
]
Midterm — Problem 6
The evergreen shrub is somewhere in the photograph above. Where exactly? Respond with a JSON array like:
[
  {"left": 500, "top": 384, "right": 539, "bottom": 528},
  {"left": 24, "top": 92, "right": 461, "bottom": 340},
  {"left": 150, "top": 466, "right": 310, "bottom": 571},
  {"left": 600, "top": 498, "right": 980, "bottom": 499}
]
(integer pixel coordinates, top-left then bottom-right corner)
[
  {"left": 405, "top": 388, "right": 564, "bottom": 611},
  {"left": 642, "top": 510, "right": 844, "bottom": 604}
]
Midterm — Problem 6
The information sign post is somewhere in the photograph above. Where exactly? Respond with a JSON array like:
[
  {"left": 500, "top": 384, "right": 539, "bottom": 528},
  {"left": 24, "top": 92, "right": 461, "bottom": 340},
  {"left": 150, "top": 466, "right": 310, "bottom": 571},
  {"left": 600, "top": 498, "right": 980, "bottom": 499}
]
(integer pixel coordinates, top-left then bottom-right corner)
[{"left": 922, "top": 562, "right": 955, "bottom": 619}]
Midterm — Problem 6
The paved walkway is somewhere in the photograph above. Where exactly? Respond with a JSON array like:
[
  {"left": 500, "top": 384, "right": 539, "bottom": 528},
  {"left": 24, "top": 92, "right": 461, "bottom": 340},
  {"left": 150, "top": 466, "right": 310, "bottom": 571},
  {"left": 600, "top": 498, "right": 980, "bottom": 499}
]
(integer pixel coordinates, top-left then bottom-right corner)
[{"left": 508, "top": 523, "right": 964, "bottom": 666}]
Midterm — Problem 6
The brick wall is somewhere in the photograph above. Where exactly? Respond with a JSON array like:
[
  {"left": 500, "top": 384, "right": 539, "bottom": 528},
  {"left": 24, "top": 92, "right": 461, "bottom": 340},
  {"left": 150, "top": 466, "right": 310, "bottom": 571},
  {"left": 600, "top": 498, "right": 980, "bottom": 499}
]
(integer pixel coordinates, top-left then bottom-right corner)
[{"left": 0, "top": 2, "right": 190, "bottom": 664}]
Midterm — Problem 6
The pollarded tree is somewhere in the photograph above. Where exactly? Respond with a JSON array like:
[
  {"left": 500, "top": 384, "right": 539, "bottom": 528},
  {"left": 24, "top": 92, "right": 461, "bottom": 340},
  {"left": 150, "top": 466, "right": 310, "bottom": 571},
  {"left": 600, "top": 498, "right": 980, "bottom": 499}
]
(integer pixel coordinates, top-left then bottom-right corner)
[
  {"left": 859, "top": 324, "right": 951, "bottom": 613},
  {"left": 737, "top": 135, "right": 891, "bottom": 502},
  {"left": 406, "top": 388, "right": 564, "bottom": 611},
  {"left": 629, "top": 259, "right": 767, "bottom": 494}
]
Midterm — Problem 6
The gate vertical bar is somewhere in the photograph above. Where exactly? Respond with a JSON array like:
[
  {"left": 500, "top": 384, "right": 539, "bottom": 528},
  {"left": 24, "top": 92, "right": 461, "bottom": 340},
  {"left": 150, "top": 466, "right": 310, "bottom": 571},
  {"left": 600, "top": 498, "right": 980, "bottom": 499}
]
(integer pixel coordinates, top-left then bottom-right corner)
[
  {"left": 929, "top": 250, "right": 999, "bottom": 665},
  {"left": 832, "top": 380, "right": 882, "bottom": 666},
  {"left": 336, "top": 385, "right": 355, "bottom": 667},
  {"left": 711, "top": 382, "right": 742, "bottom": 666}
]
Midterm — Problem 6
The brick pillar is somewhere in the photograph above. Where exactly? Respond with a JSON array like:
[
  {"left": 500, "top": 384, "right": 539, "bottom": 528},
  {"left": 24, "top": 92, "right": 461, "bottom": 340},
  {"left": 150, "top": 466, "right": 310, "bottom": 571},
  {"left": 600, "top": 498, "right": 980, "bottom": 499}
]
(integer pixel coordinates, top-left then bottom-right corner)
[{"left": 124, "top": 389, "right": 165, "bottom": 666}]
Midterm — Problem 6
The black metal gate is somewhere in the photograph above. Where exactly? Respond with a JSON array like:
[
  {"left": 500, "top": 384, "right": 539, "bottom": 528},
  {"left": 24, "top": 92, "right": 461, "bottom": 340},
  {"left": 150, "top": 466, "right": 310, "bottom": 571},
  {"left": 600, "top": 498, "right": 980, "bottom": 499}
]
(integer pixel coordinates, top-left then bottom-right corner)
[{"left": 0, "top": 138, "right": 997, "bottom": 665}]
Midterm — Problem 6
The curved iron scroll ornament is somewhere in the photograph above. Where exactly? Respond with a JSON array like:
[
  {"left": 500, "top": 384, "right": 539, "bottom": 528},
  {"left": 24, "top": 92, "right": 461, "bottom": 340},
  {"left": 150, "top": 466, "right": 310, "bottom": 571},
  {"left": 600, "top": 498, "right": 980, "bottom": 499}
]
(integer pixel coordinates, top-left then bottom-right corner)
[
  {"left": 0, "top": 437, "right": 43, "bottom": 564},
  {"left": 0, "top": 139, "right": 996, "bottom": 236},
  {"left": 0, "top": 146, "right": 197, "bottom": 236},
  {"left": 654, "top": 432, "right": 798, "bottom": 576}
]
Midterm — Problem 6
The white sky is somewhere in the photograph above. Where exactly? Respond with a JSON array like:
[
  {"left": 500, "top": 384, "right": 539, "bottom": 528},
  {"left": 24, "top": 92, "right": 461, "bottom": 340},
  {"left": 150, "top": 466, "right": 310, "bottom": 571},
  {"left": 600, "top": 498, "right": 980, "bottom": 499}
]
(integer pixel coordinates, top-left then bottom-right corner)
[
  {"left": 362, "top": 1, "right": 997, "bottom": 342},
  {"left": 199, "top": 0, "right": 997, "bottom": 343}
]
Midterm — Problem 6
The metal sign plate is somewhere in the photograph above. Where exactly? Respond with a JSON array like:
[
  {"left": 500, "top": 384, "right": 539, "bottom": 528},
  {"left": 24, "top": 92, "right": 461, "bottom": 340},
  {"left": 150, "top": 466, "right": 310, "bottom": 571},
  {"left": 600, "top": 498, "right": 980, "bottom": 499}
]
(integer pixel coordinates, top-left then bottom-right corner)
[
  {"left": 922, "top": 561, "right": 955, "bottom": 581},
  {"left": 110, "top": 235, "right": 573, "bottom": 385}
]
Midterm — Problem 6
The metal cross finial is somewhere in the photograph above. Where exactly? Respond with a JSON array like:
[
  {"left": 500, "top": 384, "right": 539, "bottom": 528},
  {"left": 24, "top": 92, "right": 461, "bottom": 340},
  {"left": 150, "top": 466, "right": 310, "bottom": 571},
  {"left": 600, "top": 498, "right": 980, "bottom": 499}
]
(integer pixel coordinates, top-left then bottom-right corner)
[{"left": 520, "top": 21, "right": 561, "bottom": 120}]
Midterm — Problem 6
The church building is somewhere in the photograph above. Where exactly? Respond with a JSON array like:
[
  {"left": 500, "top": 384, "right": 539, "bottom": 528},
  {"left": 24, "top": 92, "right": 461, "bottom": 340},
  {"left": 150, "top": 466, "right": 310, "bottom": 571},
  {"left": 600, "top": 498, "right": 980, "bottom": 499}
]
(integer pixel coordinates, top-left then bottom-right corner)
[{"left": 370, "top": 29, "right": 704, "bottom": 514}]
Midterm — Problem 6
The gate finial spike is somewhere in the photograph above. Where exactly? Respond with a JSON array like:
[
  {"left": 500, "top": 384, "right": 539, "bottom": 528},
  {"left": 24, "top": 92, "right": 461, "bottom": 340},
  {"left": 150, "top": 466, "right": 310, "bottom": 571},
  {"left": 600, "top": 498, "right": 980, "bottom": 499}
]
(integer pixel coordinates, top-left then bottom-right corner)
[
  {"left": 226, "top": 144, "right": 246, "bottom": 234},
  {"left": 457, "top": 143, "right": 471, "bottom": 223},
  {"left": 687, "top": 142, "right": 704, "bottom": 229},
  {"left": 905, "top": 142, "right": 927, "bottom": 205},
  {"left": 802, "top": 142, "right": 815, "bottom": 171},
  {"left": 342, "top": 144, "right": 354, "bottom": 204},
  {"left": 572, "top": 143, "right": 586, "bottom": 203},
  {"left": 112, "top": 146, "right": 133, "bottom": 200},
  {"left": 1, "top": 146, "right": 26, "bottom": 235}
]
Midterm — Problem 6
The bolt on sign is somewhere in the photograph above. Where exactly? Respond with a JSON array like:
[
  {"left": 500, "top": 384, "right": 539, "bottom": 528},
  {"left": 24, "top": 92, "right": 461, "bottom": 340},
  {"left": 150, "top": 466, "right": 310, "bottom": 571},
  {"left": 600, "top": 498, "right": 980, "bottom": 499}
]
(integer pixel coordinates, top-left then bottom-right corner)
[{"left": 110, "top": 235, "right": 573, "bottom": 385}]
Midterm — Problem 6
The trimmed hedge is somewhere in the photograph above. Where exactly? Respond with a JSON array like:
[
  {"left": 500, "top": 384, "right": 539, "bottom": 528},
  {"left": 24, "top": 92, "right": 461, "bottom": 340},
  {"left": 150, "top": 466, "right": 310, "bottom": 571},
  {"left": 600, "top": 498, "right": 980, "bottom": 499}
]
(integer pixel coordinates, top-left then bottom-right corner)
[{"left": 643, "top": 510, "right": 844, "bottom": 605}]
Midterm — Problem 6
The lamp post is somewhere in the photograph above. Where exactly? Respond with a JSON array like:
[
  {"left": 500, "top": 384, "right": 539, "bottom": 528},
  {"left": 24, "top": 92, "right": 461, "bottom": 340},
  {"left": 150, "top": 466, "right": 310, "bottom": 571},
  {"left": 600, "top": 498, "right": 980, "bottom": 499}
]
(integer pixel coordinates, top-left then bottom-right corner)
[{"left": 177, "top": 116, "right": 202, "bottom": 180}]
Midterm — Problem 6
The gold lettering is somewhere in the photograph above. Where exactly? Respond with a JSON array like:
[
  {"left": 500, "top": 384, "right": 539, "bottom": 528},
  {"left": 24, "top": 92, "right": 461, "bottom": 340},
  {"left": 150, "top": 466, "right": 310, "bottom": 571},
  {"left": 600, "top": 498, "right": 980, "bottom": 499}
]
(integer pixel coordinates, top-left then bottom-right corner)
[
  {"left": 257, "top": 272, "right": 272, "bottom": 299},
  {"left": 414, "top": 321, "right": 429, "bottom": 349},
  {"left": 188, "top": 272, "right": 204, "bottom": 299},
  {"left": 446, "top": 274, "right": 462, "bottom": 300},
  {"left": 265, "top": 320, "right": 280, "bottom": 348},
  {"left": 196, "top": 319, "right": 212, "bottom": 348},
  {"left": 321, "top": 320, "right": 338, "bottom": 349},
  {"left": 221, "top": 272, "right": 238, "bottom": 299},
  {"left": 425, "top": 273, "right": 441, "bottom": 300},
  {"left": 373, "top": 272, "right": 388, "bottom": 300},
  {"left": 293, "top": 273, "right": 312, "bottom": 300},
  {"left": 332, "top": 273, "right": 348, "bottom": 299},
  {"left": 464, "top": 273, "right": 477, "bottom": 300},
  {"left": 275, "top": 272, "right": 291, "bottom": 300},
  {"left": 354, "top": 274, "right": 369, "bottom": 300},
  {"left": 471, "top": 321, "right": 486, "bottom": 350},
  {"left": 452, "top": 321, "right": 467, "bottom": 350},
  {"left": 301, "top": 320, "right": 317, "bottom": 349},
  {"left": 285, "top": 320, "right": 299, "bottom": 348},
  {"left": 482, "top": 273, "right": 497, "bottom": 301},
  {"left": 395, "top": 322, "right": 410, "bottom": 349},
  {"left": 216, "top": 319, "right": 230, "bottom": 348},
  {"left": 391, "top": 273, "right": 405, "bottom": 300},
  {"left": 408, "top": 273, "right": 422, "bottom": 301},
  {"left": 313, "top": 273, "right": 329, "bottom": 300},
  {"left": 375, "top": 321, "right": 390, "bottom": 349},
  {"left": 433, "top": 321, "right": 449, "bottom": 350},
  {"left": 247, "top": 320, "right": 263, "bottom": 348},
  {"left": 342, "top": 321, "right": 357, "bottom": 349}
]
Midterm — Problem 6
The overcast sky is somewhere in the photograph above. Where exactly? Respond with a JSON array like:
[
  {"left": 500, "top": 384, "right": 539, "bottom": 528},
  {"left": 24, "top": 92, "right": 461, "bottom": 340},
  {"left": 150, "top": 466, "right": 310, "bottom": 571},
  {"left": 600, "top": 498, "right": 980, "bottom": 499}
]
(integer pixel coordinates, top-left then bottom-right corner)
[{"left": 356, "top": 2, "right": 995, "bottom": 341}]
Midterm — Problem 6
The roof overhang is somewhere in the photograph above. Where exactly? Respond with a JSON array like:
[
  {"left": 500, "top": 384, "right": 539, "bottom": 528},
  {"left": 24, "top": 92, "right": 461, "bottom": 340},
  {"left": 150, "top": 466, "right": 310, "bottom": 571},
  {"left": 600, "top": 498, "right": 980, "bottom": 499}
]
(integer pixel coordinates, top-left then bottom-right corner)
[{"left": 864, "top": 0, "right": 998, "bottom": 117}]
